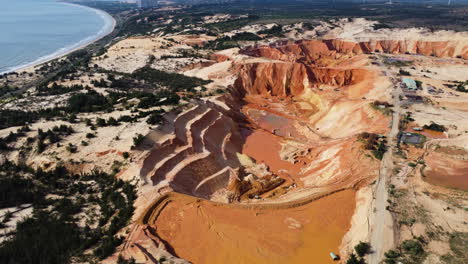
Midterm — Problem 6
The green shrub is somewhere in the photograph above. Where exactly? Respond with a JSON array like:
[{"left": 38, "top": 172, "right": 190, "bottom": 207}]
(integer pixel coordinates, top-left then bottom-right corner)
[
  {"left": 132, "top": 134, "right": 145, "bottom": 149},
  {"left": 346, "top": 253, "right": 364, "bottom": 264},
  {"left": 355, "top": 242, "right": 371, "bottom": 257},
  {"left": 66, "top": 143, "right": 77, "bottom": 153},
  {"left": 401, "top": 240, "right": 424, "bottom": 257},
  {"left": 423, "top": 122, "right": 446, "bottom": 132},
  {"left": 96, "top": 118, "right": 107, "bottom": 127},
  {"left": 107, "top": 117, "right": 119, "bottom": 126},
  {"left": 399, "top": 69, "right": 411, "bottom": 76}
]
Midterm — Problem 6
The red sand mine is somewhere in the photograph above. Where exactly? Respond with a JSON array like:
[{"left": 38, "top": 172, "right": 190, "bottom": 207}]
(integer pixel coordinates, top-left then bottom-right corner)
[{"left": 119, "top": 38, "right": 429, "bottom": 263}]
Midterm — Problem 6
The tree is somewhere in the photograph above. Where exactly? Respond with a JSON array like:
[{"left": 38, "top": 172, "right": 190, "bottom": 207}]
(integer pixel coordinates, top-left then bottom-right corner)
[
  {"left": 355, "top": 242, "right": 371, "bottom": 257},
  {"left": 96, "top": 118, "right": 107, "bottom": 127},
  {"left": 132, "top": 134, "right": 145, "bottom": 149},
  {"left": 117, "top": 255, "right": 136, "bottom": 264},
  {"left": 107, "top": 117, "right": 119, "bottom": 126},
  {"left": 346, "top": 253, "right": 363, "bottom": 264},
  {"left": 423, "top": 122, "right": 446, "bottom": 132},
  {"left": 37, "top": 140, "right": 45, "bottom": 153},
  {"left": 66, "top": 143, "right": 77, "bottom": 153},
  {"left": 383, "top": 249, "right": 401, "bottom": 264},
  {"left": 401, "top": 239, "right": 424, "bottom": 257}
]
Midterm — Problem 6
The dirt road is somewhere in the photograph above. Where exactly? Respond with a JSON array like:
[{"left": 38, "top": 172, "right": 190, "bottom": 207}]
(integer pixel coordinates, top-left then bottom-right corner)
[{"left": 368, "top": 69, "right": 401, "bottom": 263}]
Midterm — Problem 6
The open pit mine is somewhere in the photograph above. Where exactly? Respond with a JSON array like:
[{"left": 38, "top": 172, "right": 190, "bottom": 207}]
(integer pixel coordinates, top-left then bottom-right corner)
[{"left": 114, "top": 38, "right": 468, "bottom": 264}]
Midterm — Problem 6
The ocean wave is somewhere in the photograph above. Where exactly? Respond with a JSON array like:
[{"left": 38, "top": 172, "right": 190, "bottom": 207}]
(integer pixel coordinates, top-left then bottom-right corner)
[{"left": 0, "top": 4, "right": 115, "bottom": 75}]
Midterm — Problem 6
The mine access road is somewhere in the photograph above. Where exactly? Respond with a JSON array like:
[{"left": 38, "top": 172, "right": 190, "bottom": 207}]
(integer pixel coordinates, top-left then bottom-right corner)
[{"left": 368, "top": 65, "right": 401, "bottom": 264}]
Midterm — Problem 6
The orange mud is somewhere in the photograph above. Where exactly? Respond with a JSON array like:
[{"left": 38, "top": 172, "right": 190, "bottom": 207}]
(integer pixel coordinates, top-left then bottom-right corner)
[
  {"left": 424, "top": 152, "right": 468, "bottom": 191},
  {"left": 242, "top": 130, "right": 305, "bottom": 185},
  {"left": 148, "top": 190, "right": 356, "bottom": 264},
  {"left": 405, "top": 123, "right": 447, "bottom": 139},
  {"left": 419, "top": 129, "right": 447, "bottom": 139}
]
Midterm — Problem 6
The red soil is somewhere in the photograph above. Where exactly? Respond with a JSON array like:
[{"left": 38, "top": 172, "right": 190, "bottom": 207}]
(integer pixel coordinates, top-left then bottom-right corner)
[
  {"left": 149, "top": 190, "right": 356, "bottom": 264},
  {"left": 95, "top": 149, "right": 117, "bottom": 157},
  {"left": 424, "top": 152, "right": 468, "bottom": 191}
]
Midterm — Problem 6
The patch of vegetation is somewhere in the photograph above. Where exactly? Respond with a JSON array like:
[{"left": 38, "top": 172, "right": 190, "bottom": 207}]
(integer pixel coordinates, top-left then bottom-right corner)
[
  {"left": 205, "top": 38, "right": 240, "bottom": 50},
  {"left": 383, "top": 59, "right": 413, "bottom": 67},
  {"left": 205, "top": 15, "right": 259, "bottom": 32},
  {"left": 37, "top": 83, "right": 86, "bottom": 96},
  {"left": 399, "top": 69, "right": 411, "bottom": 76},
  {"left": 371, "top": 101, "right": 393, "bottom": 116},
  {"left": 0, "top": 160, "right": 137, "bottom": 263},
  {"left": 423, "top": 122, "right": 446, "bottom": 132},
  {"left": 36, "top": 125, "right": 74, "bottom": 153},
  {"left": 66, "top": 143, "right": 78, "bottom": 153},
  {"left": 0, "top": 126, "right": 30, "bottom": 150},
  {"left": 132, "top": 134, "right": 145, "bottom": 149},
  {"left": 441, "top": 232, "right": 468, "bottom": 264},
  {"left": 0, "top": 84, "right": 18, "bottom": 96},
  {"left": 346, "top": 253, "right": 365, "bottom": 264},
  {"left": 346, "top": 241, "right": 371, "bottom": 264},
  {"left": 0, "top": 108, "right": 66, "bottom": 130},
  {"left": 372, "top": 22, "right": 391, "bottom": 30},
  {"left": 355, "top": 242, "right": 371, "bottom": 257},
  {"left": 117, "top": 255, "right": 136, "bottom": 264},
  {"left": 132, "top": 66, "right": 211, "bottom": 92},
  {"left": 230, "top": 32, "right": 262, "bottom": 41},
  {"left": 91, "top": 78, "right": 109, "bottom": 88},
  {"left": 455, "top": 81, "right": 468, "bottom": 93},
  {"left": 415, "top": 80, "right": 423, "bottom": 89},
  {"left": 384, "top": 239, "right": 427, "bottom": 264},
  {"left": 0, "top": 212, "right": 83, "bottom": 264},
  {"left": 359, "top": 132, "right": 387, "bottom": 160},
  {"left": 399, "top": 112, "right": 415, "bottom": 130},
  {"left": 257, "top": 24, "right": 284, "bottom": 37},
  {"left": 68, "top": 90, "right": 112, "bottom": 113}
]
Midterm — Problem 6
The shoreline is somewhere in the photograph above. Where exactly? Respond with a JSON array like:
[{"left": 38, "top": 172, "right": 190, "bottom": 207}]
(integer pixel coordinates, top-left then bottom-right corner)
[{"left": 0, "top": 2, "right": 116, "bottom": 75}]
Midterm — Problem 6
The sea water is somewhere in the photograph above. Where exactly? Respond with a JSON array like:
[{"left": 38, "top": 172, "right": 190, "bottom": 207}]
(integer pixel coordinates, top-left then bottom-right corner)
[{"left": 0, "top": 0, "right": 114, "bottom": 74}]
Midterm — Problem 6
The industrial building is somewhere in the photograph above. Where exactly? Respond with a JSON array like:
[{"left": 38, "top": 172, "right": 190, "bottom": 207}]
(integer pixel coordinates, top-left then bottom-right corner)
[
  {"left": 402, "top": 78, "right": 417, "bottom": 90},
  {"left": 399, "top": 132, "right": 425, "bottom": 145}
]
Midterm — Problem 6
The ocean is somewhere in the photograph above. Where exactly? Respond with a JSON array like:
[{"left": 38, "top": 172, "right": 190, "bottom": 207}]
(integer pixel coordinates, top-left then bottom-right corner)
[{"left": 0, "top": 0, "right": 114, "bottom": 74}]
